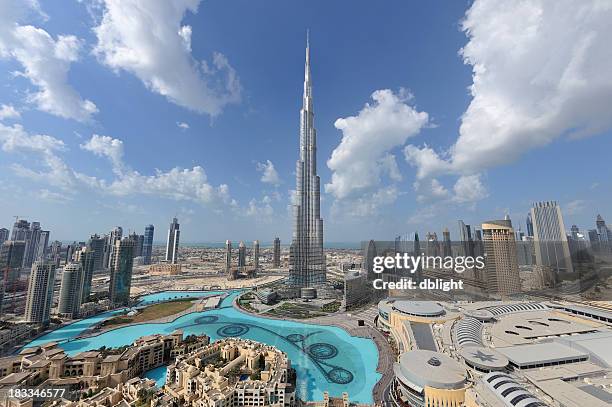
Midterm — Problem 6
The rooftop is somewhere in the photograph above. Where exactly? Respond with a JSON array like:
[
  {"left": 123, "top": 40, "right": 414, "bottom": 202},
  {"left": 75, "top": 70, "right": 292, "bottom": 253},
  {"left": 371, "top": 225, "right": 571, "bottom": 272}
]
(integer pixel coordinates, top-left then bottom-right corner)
[
  {"left": 497, "top": 342, "right": 589, "bottom": 368},
  {"left": 391, "top": 300, "right": 445, "bottom": 317},
  {"left": 394, "top": 350, "right": 467, "bottom": 390}
]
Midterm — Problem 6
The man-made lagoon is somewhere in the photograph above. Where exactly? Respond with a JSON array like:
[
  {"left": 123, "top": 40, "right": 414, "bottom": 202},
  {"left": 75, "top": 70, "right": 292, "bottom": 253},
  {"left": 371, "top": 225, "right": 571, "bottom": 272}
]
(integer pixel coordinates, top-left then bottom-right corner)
[{"left": 24, "top": 290, "right": 380, "bottom": 403}]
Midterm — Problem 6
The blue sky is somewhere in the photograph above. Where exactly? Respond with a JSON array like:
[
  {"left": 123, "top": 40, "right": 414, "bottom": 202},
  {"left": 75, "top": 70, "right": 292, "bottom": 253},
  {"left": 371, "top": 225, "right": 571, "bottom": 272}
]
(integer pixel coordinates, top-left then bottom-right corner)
[{"left": 0, "top": 0, "right": 611, "bottom": 243}]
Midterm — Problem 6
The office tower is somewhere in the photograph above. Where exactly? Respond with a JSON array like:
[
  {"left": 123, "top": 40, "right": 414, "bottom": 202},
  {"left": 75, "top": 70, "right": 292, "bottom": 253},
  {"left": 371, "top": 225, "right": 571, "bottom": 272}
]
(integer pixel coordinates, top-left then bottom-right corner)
[
  {"left": 58, "top": 263, "right": 83, "bottom": 319},
  {"left": 482, "top": 219, "right": 521, "bottom": 295},
  {"left": 458, "top": 220, "right": 475, "bottom": 257},
  {"left": 134, "top": 234, "right": 144, "bottom": 258},
  {"left": 526, "top": 213, "right": 534, "bottom": 237},
  {"left": 0, "top": 228, "right": 8, "bottom": 244},
  {"left": 24, "top": 262, "right": 56, "bottom": 325},
  {"left": 109, "top": 238, "right": 134, "bottom": 306},
  {"left": 289, "top": 34, "right": 326, "bottom": 288},
  {"left": 238, "top": 241, "right": 246, "bottom": 268},
  {"left": 65, "top": 242, "right": 78, "bottom": 263},
  {"left": 253, "top": 240, "right": 260, "bottom": 270},
  {"left": 36, "top": 230, "right": 50, "bottom": 261},
  {"left": 442, "top": 228, "right": 452, "bottom": 257},
  {"left": 225, "top": 240, "right": 232, "bottom": 272},
  {"left": 75, "top": 247, "right": 94, "bottom": 303},
  {"left": 102, "top": 227, "right": 123, "bottom": 269},
  {"left": 365, "top": 240, "right": 377, "bottom": 281},
  {"left": 142, "top": 225, "right": 154, "bottom": 265},
  {"left": 165, "top": 218, "right": 180, "bottom": 264},
  {"left": 273, "top": 237, "right": 281, "bottom": 268},
  {"left": 595, "top": 214, "right": 612, "bottom": 252},
  {"left": 0, "top": 240, "right": 26, "bottom": 314},
  {"left": 10, "top": 219, "right": 29, "bottom": 240},
  {"left": 567, "top": 225, "right": 590, "bottom": 265},
  {"left": 49, "top": 240, "right": 62, "bottom": 267},
  {"left": 22, "top": 222, "right": 42, "bottom": 268},
  {"left": 473, "top": 228, "right": 484, "bottom": 257},
  {"left": 530, "top": 201, "right": 573, "bottom": 274},
  {"left": 87, "top": 234, "right": 105, "bottom": 271}
]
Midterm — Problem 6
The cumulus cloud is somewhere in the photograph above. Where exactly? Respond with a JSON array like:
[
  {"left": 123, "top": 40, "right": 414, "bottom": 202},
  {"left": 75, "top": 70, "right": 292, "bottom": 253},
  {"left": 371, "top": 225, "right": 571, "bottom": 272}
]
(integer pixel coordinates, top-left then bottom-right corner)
[
  {"left": 93, "top": 0, "right": 241, "bottom": 116},
  {"left": 326, "top": 89, "right": 428, "bottom": 201},
  {"left": 405, "top": 0, "right": 612, "bottom": 185},
  {"left": 245, "top": 195, "right": 274, "bottom": 218},
  {"left": 80, "top": 134, "right": 125, "bottom": 174},
  {"left": 0, "top": 104, "right": 21, "bottom": 120},
  {"left": 451, "top": 174, "right": 488, "bottom": 204},
  {"left": 0, "top": 1, "right": 97, "bottom": 121},
  {"left": 177, "top": 121, "right": 190, "bottom": 130},
  {"left": 256, "top": 160, "right": 281, "bottom": 186}
]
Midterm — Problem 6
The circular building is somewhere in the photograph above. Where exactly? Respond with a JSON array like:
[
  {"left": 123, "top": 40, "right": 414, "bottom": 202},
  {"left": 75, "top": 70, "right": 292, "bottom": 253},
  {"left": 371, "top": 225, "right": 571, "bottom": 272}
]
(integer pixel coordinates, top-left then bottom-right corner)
[
  {"left": 459, "top": 346, "right": 509, "bottom": 373},
  {"left": 393, "top": 350, "right": 468, "bottom": 407},
  {"left": 464, "top": 309, "right": 495, "bottom": 322},
  {"left": 392, "top": 300, "right": 445, "bottom": 318}
]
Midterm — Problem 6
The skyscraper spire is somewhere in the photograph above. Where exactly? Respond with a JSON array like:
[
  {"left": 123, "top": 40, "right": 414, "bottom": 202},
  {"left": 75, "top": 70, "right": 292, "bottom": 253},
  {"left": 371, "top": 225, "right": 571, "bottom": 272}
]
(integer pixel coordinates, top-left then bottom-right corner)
[{"left": 289, "top": 33, "right": 325, "bottom": 288}]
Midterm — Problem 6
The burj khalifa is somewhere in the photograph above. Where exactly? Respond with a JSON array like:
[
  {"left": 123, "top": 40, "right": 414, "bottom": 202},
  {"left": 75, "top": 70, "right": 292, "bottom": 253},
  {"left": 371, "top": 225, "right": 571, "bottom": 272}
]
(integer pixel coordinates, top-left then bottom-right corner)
[{"left": 289, "top": 33, "right": 326, "bottom": 287}]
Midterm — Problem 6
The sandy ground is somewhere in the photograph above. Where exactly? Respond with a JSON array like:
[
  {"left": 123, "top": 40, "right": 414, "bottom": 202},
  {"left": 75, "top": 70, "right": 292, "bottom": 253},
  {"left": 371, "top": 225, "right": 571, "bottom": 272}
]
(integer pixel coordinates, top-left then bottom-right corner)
[{"left": 130, "top": 274, "right": 284, "bottom": 295}]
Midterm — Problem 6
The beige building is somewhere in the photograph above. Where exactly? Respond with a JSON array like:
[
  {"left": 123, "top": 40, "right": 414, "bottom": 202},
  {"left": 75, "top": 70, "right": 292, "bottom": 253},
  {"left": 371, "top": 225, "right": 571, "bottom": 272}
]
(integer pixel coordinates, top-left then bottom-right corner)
[
  {"left": 165, "top": 338, "right": 296, "bottom": 406},
  {"left": 481, "top": 219, "right": 522, "bottom": 296}
]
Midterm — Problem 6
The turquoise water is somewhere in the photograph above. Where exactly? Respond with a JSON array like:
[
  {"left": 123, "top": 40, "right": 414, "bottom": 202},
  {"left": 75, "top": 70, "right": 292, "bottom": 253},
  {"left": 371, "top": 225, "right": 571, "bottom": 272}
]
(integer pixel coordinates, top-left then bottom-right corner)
[{"left": 24, "top": 291, "right": 380, "bottom": 403}]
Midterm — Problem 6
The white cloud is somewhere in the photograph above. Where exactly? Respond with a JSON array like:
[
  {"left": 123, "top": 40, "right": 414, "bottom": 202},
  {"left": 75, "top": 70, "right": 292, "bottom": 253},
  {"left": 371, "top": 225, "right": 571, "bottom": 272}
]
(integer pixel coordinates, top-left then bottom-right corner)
[
  {"left": 331, "top": 186, "right": 399, "bottom": 218},
  {"left": 256, "top": 160, "right": 281, "bottom": 186},
  {"left": 326, "top": 89, "right": 429, "bottom": 200},
  {"left": 0, "top": 1, "right": 97, "bottom": 121},
  {"left": 0, "top": 104, "right": 21, "bottom": 120},
  {"left": 177, "top": 121, "right": 190, "bottom": 130},
  {"left": 405, "top": 0, "right": 612, "bottom": 184},
  {"left": 245, "top": 195, "right": 274, "bottom": 218},
  {"left": 80, "top": 134, "right": 124, "bottom": 174},
  {"left": 451, "top": 174, "right": 488, "bottom": 204},
  {"left": 93, "top": 0, "right": 241, "bottom": 116},
  {"left": 38, "top": 188, "right": 72, "bottom": 203}
]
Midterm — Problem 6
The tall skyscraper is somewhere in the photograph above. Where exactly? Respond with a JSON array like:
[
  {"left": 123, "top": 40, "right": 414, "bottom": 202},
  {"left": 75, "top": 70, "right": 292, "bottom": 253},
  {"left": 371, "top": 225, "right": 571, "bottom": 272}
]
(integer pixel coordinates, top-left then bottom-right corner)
[
  {"left": 58, "top": 263, "right": 83, "bottom": 319},
  {"left": 103, "top": 227, "right": 123, "bottom": 269},
  {"left": 530, "top": 201, "right": 573, "bottom": 274},
  {"left": 458, "top": 220, "right": 475, "bottom": 257},
  {"left": 75, "top": 247, "right": 94, "bottom": 304},
  {"left": 109, "top": 238, "right": 134, "bottom": 306},
  {"left": 0, "top": 228, "right": 8, "bottom": 244},
  {"left": 526, "top": 213, "right": 534, "bottom": 237},
  {"left": 36, "top": 230, "right": 50, "bottom": 261},
  {"left": 225, "top": 240, "right": 232, "bottom": 273},
  {"left": 595, "top": 214, "right": 612, "bottom": 252},
  {"left": 165, "top": 218, "right": 180, "bottom": 264},
  {"left": 0, "top": 240, "right": 26, "bottom": 315},
  {"left": 442, "top": 228, "right": 452, "bottom": 257},
  {"left": 289, "top": 34, "right": 325, "bottom": 288},
  {"left": 23, "top": 222, "right": 42, "bottom": 268},
  {"left": 365, "top": 240, "right": 377, "bottom": 281},
  {"left": 24, "top": 262, "right": 56, "bottom": 325},
  {"left": 142, "top": 224, "right": 154, "bottom": 265},
  {"left": 50, "top": 241, "right": 62, "bottom": 267},
  {"left": 238, "top": 241, "right": 246, "bottom": 268},
  {"left": 253, "top": 240, "right": 260, "bottom": 270},
  {"left": 11, "top": 219, "right": 30, "bottom": 241},
  {"left": 87, "top": 234, "right": 105, "bottom": 271},
  {"left": 273, "top": 237, "right": 281, "bottom": 268},
  {"left": 482, "top": 219, "right": 521, "bottom": 295}
]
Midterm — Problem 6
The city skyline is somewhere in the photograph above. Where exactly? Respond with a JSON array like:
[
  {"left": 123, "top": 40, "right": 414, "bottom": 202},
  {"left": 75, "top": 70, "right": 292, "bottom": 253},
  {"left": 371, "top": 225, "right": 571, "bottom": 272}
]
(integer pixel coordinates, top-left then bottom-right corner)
[{"left": 0, "top": 1, "right": 611, "bottom": 243}]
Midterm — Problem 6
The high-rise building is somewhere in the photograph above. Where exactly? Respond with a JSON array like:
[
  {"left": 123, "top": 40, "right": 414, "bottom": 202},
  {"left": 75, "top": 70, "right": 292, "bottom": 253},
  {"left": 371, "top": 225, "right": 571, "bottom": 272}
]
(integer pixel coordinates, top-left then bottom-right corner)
[
  {"left": 289, "top": 34, "right": 326, "bottom": 288},
  {"left": 0, "top": 240, "right": 26, "bottom": 314},
  {"left": 10, "top": 219, "right": 30, "bottom": 241},
  {"left": 273, "top": 237, "right": 281, "bottom": 268},
  {"left": 458, "top": 220, "right": 475, "bottom": 257},
  {"left": 238, "top": 241, "right": 246, "bottom": 268},
  {"left": 482, "top": 219, "right": 521, "bottom": 295},
  {"left": 252, "top": 240, "right": 260, "bottom": 270},
  {"left": 425, "top": 232, "right": 439, "bottom": 257},
  {"left": 134, "top": 234, "right": 144, "bottom": 258},
  {"left": 23, "top": 222, "right": 42, "bottom": 268},
  {"left": 109, "top": 238, "right": 134, "bottom": 306},
  {"left": 442, "top": 228, "right": 452, "bottom": 257},
  {"left": 24, "top": 262, "right": 56, "bottom": 325},
  {"left": 104, "top": 227, "right": 123, "bottom": 269},
  {"left": 75, "top": 247, "right": 94, "bottom": 303},
  {"left": 165, "top": 218, "right": 180, "bottom": 264},
  {"left": 365, "top": 240, "right": 377, "bottom": 281},
  {"left": 142, "top": 225, "right": 154, "bottom": 265},
  {"left": 595, "top": 214, "right": 612, "bottom": 252},
  {"left": 530, "top": 201, "right": 573, "bottom": 274},
  {"left": 225, "top": 240, "right": 232, "bottom": 273},
  {"left": 0, "top": 228, "right": 8, "bottom": 244},
  {"left": 87, "top": 234, "right": 105, "bottom": 271},
  {"left": 49, "top": 240, "right": 62, "bottom": 267},
  {"left": 36, "top": 230, "right": 50, "bottom": 261},
  {"left": 58, "top": 263, "right": 83, "bottom": 319},
  {"left": 526, "top": 213, "right": 534, "bottom": 237}
]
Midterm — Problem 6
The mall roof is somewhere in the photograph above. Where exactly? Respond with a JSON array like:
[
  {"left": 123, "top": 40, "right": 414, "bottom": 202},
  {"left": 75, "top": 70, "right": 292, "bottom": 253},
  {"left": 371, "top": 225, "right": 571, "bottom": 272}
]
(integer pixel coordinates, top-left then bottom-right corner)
[
  {"left": 394, "top": 350, "right": 467, "bottom": 390},
  {"left": 460, "top": 346, "right": 508, "bottom": 371},
  {"left": 391, "top": 300, "right": 445, "bottom": 317},
  {"left": 555, "top": 330, "right": 612, "bottom": 367},
  {"left": 497, "top": 342, "right": 589, "bottom": 368},
  {"left": 482, "top": 372, "right": 545, "bottom": 407}
]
